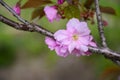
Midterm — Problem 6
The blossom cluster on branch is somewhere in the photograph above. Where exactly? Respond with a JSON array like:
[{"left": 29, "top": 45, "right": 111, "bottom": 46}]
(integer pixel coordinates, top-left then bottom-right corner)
[
  {"left": 0, "top": 0, "right": 120, "bottom": 65},
  {"left": 45, "top": 18, "right": 97, "bottom": 57}
]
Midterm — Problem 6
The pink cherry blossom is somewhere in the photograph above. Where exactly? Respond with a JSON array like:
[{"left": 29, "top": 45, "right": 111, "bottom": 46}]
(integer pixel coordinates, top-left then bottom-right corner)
[
  {"left": 45, "top": 18, "right": 96, "bottom": 57},
  {"left": 54, "top": 18, "right": 96, "bottom": 56},
  {"left": 45, "top": 37, "right": 69, "bottom": 57},
  {"left": 13, "top": 3, "right": 21, "bottom": 15},
  {"left": 44, "top": 6, "right": 61, "bottom": 22}
]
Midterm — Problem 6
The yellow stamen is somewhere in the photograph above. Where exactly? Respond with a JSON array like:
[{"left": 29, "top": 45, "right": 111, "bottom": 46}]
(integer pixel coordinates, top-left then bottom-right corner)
[{"left": 72, "top": 34, "right": 78, "bottom": 41}]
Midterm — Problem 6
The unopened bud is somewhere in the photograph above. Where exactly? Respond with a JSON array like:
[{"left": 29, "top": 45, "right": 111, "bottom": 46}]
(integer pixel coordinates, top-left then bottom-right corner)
[{"left": 13, "top": 1, "right": 21, "bottom": 15}]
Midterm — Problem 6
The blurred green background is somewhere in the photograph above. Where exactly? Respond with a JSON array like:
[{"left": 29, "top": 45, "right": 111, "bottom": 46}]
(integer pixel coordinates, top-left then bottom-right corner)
[{"left": 0, "top": 0, "right": 120, "bottom": 80}]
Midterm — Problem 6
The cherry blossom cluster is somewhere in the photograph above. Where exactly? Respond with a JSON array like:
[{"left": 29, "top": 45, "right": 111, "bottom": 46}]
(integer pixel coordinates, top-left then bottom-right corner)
[
  {"left": 45, "top": 18, "right": 97, "bottom": 57},
  {"left": 13, "top": 0, "right": 97, "bottom": 57}
]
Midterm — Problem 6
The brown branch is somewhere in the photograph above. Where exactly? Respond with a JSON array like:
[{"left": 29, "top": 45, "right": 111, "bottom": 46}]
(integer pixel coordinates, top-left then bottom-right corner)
[
  {"left": 0, "top": 14, "right": 53, "bottom": 38},
  {"left": 89, "top": 47, "right": 120, "bottom": 65},
  {"left": 0, "top": 0, "right": 53, "bottom": 38},
  {"left": 94, "top": 0, "right": 107, "bottom": 48}
]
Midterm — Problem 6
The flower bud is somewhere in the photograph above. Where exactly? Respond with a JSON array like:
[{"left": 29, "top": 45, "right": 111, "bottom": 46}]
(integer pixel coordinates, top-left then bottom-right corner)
[{"left": 13, "top": 2, "right": 21, "bottom": 15}]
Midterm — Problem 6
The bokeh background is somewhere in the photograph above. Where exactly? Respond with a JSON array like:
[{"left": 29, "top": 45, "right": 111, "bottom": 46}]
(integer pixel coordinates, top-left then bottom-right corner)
[{"left": 0, "top": 0, "right": 120, "bottom": 80}]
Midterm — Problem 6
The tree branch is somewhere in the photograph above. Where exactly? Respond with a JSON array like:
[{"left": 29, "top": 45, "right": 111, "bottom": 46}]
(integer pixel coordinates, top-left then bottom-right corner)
[
  {"left": 89, "top": 47, "right": 120, "bottom": 65},
  {"left": 0, "top": 14, "right": 54, "bottom": 38},
  {"left": 94, "top": 0, "right": 107, "bottom": 48},
  {"left": 0, "top": 0, "right": 54, "bottom": 38}
]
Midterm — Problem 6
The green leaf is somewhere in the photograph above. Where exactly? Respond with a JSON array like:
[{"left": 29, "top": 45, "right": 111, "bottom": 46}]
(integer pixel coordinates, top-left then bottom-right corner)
[
  {"left": 21, "top": 0, "right": 52, "bottom": 9},
  {"left": 31, "top": 7, "right": 45, "bottom": 20},
  {"left": 64, "top": 5, "right": 80, "bottom": 19}
]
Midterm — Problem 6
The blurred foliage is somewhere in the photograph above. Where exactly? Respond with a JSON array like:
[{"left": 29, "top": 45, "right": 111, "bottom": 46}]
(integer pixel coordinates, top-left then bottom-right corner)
[
  {"left": 0, "top": 0, "right": 120, "bottom": 79},
  {"left": 0, "top": 39, "right": 15, "bottom": 67},
  {"left": 21, "top": 0, "right": 52, "bottom": 8}
]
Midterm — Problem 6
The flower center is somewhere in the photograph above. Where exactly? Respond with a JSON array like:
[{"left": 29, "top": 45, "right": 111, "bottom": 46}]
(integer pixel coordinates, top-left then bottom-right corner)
[{"left": 72, "top": 34, "right": 79, "bottom": 41}]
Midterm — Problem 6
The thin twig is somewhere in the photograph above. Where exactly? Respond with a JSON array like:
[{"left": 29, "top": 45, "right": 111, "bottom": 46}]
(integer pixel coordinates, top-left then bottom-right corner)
[{"left": 94, "top": 0, "right": 107, "bottom": 48}]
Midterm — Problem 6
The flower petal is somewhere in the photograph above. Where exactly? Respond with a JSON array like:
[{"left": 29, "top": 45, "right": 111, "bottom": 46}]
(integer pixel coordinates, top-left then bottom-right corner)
[
  {"left": 55, "top": 46, "right": 68, "bottom": 57},
  {"left": 45, "top": 37, "right": 56, "bottom": 50},
  {"left": 79, "top": 45, "right": 88, "bottom": 52},
  {"left": 44, "top": 6, "right": 58, "bottom": 22},
  {"left": 89, "top": 42, "right": 97, "bottom": 47},
  {"left": 77, "top": 22, "right": 91, "bottom": 36},
  {"left": 54, "top": 30, "right": 68, "bottom": 41},
  {"left": 68, "top": 42, "right": 76, "bottom": 53},
  {"left": 66, "top": 18, "right": 80, "bottom": 32},
  {"left": 78, "top": 36, "right": 89, "bottom": 45}
]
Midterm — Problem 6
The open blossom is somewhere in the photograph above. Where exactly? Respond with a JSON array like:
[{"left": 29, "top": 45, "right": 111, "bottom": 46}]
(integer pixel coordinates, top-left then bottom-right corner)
[
  {"left": 45, "top": 37, "right": 69, "bottom": 57},
  {"left": 45, "top": 18, "right": 96, "bottom": 57},
  {"left": 44, "top": 6, "right": 61, "bottom": 22},
  {"left": 13, "top": 3, "right": 21, "bottom": 15}
]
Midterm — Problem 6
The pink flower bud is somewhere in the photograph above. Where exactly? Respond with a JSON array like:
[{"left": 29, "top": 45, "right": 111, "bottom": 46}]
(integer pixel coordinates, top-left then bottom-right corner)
[
  {"left": 57, "top": 0, "right": 64, "bottom": 4},
  {"left": 13, "top": 3, "right": 21, "bottom": 15},
  {"left": 44, "top": 6, "right": 61, "bottom": 22}
]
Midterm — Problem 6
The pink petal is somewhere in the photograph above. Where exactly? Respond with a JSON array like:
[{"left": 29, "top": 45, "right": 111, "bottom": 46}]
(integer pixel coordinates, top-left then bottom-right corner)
[
  {"left": 61, "top": 39, "right": 71, "bottom": 45},
  {"left": 89, "top": 42, "right": 97, "bottom": 47},
  {"left": 54, "top": 30, "right": 68, "bottom": 41},
  {"left": 66, "top": 18, "right": 90, "bottom": 36},
  {"left": 89, "top": 36, "right": 97, "bottom": 47},
  {"left": 55, "top": 46, "right": 68, "bottom": 57},
  {"left": 13, "top": 5, "right": 21, "bottom": 15},
  {"left": 55, "top": 14, "right": 61, "bottom": 21},
  {"left": 68, "top": 42, "right": 76, "bottom": 53},
  {"left": 72, "top": 49, "right": 81, "bottom": 56},
  {"left": 78, "top": 36, "right": 90, "bottom": 45},
  {"left": 76, "top": 22, "right": 91, "bottom": 36},
  {"left": 66, "top": 18, "right": 80, "bottom": 32},
  {"left": 79, "top": 45, "right": 88, "bottom": 52},
  {"left": 44, "top": 6, "right": 57, "bottom": 22},
  {"left": 45, "top": 37, "right": 56, "bottom": 50}
]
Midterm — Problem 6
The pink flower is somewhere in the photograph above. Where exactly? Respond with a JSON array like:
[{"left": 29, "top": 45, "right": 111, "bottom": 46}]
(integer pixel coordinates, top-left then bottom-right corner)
[
  {"left": 13, "top": 3, "right": 21, "bottom": 15},
  {"left": 45, "top": 37, "right": 69, "bottom": 57},
  {"left": 44, "top": 6, "right": 61, "bottom": 22},
  {"left": 45, "top": 18, "right": 97, "bottom": 57},
  {"left": 54, "top": 18, "right": 96, "bottom": 56}
]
